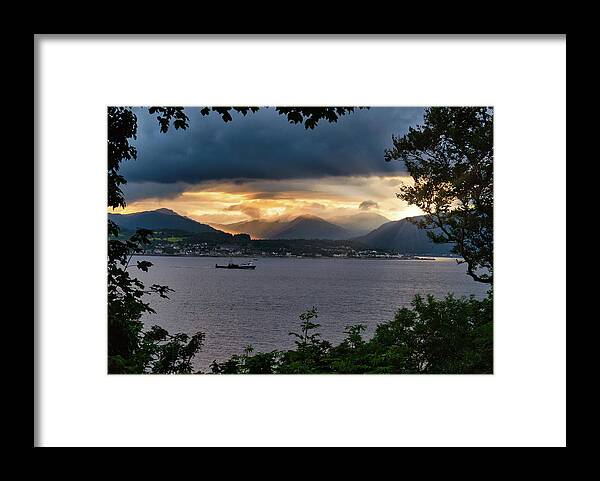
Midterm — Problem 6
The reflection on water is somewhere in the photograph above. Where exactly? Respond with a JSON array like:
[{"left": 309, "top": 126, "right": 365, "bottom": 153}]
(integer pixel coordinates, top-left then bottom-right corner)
[{"left": 133, "top": 255, "right": 490, "bottom": 371}]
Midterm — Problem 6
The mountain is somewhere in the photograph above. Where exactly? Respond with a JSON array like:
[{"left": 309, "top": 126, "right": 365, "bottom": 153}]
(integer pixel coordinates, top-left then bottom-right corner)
[
  {"left": 210, "top": 219, "right": 288, "bottom": 239},
  {"left": 108, "top": 208, "right": 220, "bottom": 234},
  {"left": 271, "top": 215, "right": 352, "bottom": 240},
  {"left": 356, "top": 216, "right": 454, "bottom": 255},
  {"left": 330, "top": 212, "right": 390, "bottom": 237},
  {"left": 210, "top": 215, "right": 352, "bottom": 240}
]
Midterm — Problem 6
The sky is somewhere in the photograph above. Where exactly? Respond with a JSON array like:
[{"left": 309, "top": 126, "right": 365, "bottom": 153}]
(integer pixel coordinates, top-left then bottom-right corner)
[{"left": 113, "top": 107, "right": 426, "bottom": 224}]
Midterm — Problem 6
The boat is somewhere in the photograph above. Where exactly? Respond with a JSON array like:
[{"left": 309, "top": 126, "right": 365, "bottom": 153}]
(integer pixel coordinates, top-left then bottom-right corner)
[{"left": 215, "top": 261, "right": 256, "bottom": 270}]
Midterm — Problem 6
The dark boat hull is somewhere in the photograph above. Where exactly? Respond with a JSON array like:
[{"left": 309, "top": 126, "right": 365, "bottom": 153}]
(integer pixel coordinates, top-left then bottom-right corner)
[{"left": 215, "top": 264, "right": 256, "bottom": 270}]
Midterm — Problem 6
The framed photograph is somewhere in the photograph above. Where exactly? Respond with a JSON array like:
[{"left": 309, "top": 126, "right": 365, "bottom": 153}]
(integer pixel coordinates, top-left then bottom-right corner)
[{"left": 35, "top": 34, "right": 566, "bottom": 447}]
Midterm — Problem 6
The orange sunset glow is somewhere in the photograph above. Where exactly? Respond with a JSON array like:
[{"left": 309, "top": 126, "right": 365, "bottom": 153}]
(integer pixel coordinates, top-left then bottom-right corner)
[{"left": 110, "top": 175, "right": 424, "bottom": 227}]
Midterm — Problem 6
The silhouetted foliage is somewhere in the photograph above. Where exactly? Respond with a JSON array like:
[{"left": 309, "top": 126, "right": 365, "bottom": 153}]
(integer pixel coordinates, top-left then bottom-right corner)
[
  {"left": 107, "top": 223, "right": 205, "bottom": 373},
  {"left": 209, "top": 345, "right": 281, "bottom": 374},
  {"left": 210, "top": 295, "right": 493, "bottom": 374},
  {"left": 280, "top": 307, "right": 333, "bottom": 373},
  {"left": 107, "top": 107, "right": 137, "bottom": 209},
  {"left": 107, "top": 106, "right": 204, "bottom": 373},
  {"left": 385, "top": 107, "right": 493, "bottom": 284},
  {"left": 275, "top": 107, "right": 361, "bottom": 129},
  {"left": 147, "top": 107, "right": 189, "bottom": 132}
]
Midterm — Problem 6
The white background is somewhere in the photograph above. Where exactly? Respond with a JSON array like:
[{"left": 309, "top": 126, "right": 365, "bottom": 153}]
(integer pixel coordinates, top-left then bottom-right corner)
[{"left": 35, "top": 35, "right": 566, "bottom": 447}]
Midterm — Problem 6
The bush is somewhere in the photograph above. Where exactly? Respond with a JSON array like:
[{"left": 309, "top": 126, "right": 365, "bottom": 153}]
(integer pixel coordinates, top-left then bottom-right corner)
[{"left": 210, "top": 293, "right": 493, "bottom": 374}]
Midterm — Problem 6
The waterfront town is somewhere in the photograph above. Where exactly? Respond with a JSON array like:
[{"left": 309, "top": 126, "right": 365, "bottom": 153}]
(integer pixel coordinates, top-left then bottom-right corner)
[{"left": 141, "top": 237, "right": 440, "bottom": 260}]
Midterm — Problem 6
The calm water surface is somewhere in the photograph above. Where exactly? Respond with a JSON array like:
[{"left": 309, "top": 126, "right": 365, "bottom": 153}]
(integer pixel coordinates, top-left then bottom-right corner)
[{"left": 133, "top": 255, "right": 489, "bottom": 371}]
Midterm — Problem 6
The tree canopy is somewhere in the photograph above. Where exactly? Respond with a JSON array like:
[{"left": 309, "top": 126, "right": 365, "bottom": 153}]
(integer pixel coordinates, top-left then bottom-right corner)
[{"left": 385, "top": 107, "right": 493, "bottom": 284}]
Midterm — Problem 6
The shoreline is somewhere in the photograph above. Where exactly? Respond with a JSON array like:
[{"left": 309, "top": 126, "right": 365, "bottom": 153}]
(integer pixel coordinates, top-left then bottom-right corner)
[{"left": 132, "top": 253, "right": 461, "bottom": 261}]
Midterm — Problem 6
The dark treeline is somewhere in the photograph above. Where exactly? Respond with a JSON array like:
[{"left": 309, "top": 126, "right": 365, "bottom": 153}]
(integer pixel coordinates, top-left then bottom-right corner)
[{"left": 116, "top": 228, "right": 373, "bottom": 257}]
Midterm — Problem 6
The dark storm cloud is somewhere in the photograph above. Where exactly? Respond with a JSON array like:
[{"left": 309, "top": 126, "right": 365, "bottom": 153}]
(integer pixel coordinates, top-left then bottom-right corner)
[
  {"left": 121, "top": 107, "right": 424, "bottom": 201},
  {"left": 359, "top": 200, "right": 379, "bottom": 211},
  {"left": 120, "top": 181, "right": 190, "bottom": 202}
]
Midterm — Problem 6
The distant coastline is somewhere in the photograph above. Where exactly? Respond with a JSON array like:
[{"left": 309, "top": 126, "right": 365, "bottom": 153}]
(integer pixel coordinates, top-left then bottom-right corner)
[{"left": 133, "top": 252, "right": 460, "bottom": 261}]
